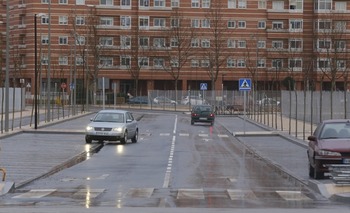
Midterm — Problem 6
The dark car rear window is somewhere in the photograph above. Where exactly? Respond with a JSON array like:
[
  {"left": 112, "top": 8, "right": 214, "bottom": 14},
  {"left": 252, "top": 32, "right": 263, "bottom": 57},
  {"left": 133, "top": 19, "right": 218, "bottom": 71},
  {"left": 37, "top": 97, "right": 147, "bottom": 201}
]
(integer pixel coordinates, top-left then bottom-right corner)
[{"left": 193, "top": 106, "right": 212, "bottom": 112}]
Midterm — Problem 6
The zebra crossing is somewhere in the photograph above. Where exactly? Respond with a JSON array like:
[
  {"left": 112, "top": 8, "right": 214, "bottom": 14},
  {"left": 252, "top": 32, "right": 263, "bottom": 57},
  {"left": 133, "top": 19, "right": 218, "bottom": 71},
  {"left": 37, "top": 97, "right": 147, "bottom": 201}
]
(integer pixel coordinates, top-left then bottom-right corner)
[{"left": 11, "top": 187, "right": 312, "bottom": 202}]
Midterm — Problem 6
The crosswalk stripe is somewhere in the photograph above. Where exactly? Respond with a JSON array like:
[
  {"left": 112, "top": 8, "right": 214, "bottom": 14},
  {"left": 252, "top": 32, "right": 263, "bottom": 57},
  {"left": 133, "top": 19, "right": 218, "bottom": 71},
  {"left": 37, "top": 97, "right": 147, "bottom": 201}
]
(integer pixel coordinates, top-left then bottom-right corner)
[
  {"left": 12, "top": 189, "right": 56, "bottom": 199},
  {"left": 126, "top": 188, "right": 154, "bottom": 198},
  {"left": 177, "top": 189, "right": 205, "bottom": 199},
  {"left": 276, "top": 190, "right": 311, "bottom": 201},
  {"left": 227, "top": 189, "right": 257, "bottom": 200},
  {"left": 179, "top": 133, "right": 189, "bottom": 136}
]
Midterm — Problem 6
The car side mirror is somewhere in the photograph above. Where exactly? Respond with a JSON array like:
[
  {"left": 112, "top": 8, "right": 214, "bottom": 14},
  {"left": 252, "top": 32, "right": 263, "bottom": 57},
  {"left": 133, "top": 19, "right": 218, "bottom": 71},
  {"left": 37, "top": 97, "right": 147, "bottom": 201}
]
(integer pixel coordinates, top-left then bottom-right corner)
[
  {"left": 308, "top": 135, "right": 316, "bottom": 141},
  {"left": 90, "top": 118, "right": 93, "bottom": 121},
  {"left": 126, "top": 119, "right": 132, "bottom": 123}
]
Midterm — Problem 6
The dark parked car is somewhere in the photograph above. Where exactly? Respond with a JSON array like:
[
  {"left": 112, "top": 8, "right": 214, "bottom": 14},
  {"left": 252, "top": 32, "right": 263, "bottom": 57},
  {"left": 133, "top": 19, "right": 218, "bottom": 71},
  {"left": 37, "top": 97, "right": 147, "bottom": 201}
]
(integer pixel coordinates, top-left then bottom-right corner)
[
  {"left": 307, "top": 119, "right": 350, "bottom": 179},
  {"left": 191, "top": 105, "right": 215, "bottom": 126},
  {"left": 127, "top": 96, "right": 149, "bottom": 104}
]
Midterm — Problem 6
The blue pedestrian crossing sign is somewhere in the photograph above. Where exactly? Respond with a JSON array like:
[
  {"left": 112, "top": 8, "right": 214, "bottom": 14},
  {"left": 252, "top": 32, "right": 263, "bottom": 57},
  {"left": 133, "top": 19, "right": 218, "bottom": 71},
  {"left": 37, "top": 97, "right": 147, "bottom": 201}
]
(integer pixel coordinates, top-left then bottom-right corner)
[
  {"left": 200, "top": 83, "right": 208, "bottom": 90},
  {"left": 239, "top": 78, "right": 251, "bottom": 91}
]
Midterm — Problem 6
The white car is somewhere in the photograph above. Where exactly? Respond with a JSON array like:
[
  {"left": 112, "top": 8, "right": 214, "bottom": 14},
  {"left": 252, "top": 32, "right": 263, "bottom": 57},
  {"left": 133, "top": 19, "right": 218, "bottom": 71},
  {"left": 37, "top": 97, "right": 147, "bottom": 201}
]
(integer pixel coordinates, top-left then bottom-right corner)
[
  {"left": 153, "top": 96, "right": 177, "bottom": 105},
  {"left": 257, "top": 98, "right": 280, "bottom": 107},
  {"left": 85, "top": 110, "right": 138, "bottom": 144},
  {"left": 181, "top": 96, "right": 206, "bottom": 105}
]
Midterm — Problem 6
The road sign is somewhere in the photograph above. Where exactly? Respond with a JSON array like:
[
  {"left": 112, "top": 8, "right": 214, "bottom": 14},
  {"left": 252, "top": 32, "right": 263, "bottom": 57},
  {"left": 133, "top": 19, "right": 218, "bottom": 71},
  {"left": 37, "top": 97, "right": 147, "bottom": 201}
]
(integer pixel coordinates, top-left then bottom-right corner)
[
  {"left": 239, "top": 78, "right": 251, "bottom": 91},
  {"left": 200, "top": 83, "right": 208, "bottom": 90}
]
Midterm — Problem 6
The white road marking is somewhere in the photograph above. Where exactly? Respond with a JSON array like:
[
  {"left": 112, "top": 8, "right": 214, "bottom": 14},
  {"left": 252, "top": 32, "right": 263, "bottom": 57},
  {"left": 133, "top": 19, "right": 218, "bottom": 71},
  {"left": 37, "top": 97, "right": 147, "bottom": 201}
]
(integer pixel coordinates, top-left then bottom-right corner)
[
  {"left": 198, "top": 134, "right": 208, "bottom": 137},
  {"left": 179, "top": 133, "right": 189, "bottom": 137},
  {"left": 126, "top": 188, "right": 154, "bottom": 198},
  {"left": 13, "top": 189, "right": 56, "bottom": 199},
  {"left": 227, "top": 189, "right": 256, "bottom": 200},
  {"left": 276, "top": 190, "right": 311, "bottom": 201},
  {"left": 218, "top": 134, "right": 229, "bottom": 138},
  {"left": 160, "top": 133, "right": 170, "bottom": 136},
  {"left": 73, "top": 189, "right": 105, "bottom": 199},
  {"left": 177, "top": 189, "right": 205, "bottom": 199}
]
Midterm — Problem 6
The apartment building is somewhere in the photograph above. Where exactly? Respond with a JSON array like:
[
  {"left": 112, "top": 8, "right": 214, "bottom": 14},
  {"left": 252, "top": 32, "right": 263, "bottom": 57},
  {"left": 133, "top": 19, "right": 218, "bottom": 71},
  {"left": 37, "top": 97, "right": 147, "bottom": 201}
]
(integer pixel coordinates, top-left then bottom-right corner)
[{"left": 0, "top": 0, "right": 349, "bottom": 99}]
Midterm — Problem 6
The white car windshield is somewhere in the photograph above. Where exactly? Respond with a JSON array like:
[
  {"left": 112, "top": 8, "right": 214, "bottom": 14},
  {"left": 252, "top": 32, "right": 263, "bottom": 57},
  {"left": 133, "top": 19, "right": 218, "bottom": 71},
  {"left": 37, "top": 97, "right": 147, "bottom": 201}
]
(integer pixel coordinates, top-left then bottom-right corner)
[{"left": 94, "top": 113, "right": 124, "bottom": 123}]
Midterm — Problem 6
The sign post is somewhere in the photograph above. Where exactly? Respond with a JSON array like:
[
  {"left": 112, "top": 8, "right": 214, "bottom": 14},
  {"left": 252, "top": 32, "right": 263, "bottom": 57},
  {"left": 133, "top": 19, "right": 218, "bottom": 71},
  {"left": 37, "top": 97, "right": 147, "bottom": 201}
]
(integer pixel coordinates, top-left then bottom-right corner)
[
  {"left": 239, "top": 78, "right": 252, "bottom": 134},
  {"left": 200, "top": 83, "right": 207, "bottom": 102}
]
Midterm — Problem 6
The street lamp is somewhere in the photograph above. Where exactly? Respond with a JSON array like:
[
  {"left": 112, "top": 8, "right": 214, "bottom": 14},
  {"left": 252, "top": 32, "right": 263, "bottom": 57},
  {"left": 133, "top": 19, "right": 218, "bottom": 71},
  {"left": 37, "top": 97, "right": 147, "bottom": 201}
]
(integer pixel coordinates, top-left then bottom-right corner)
[{"left": 34, "top": 13, "right": 46, "bottom": 129}]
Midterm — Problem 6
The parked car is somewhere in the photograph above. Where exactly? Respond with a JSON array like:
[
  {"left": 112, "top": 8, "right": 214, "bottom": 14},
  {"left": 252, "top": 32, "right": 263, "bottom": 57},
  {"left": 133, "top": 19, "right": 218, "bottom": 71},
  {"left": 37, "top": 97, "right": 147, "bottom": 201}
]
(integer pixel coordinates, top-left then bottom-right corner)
[
  {"left": 191, "top": 105, "right": 215, "bottom": 126},
  {"left": 307, "top": 119, "right": 350, "bottom": 179},
  {"left": 257, "top": 98, "right": 280, "bottom": 107},
  {"left": 181, "top": 95, "right": 207, "bottom": 105},
  {"left": 85, "top": 110, "right": 138, "bottom": 144},
  {"left": 153, "top": 96, "right": 177, "bottom": 105},
  {"left": 127, "top": 96, "right": 149, "bottom": 104}
]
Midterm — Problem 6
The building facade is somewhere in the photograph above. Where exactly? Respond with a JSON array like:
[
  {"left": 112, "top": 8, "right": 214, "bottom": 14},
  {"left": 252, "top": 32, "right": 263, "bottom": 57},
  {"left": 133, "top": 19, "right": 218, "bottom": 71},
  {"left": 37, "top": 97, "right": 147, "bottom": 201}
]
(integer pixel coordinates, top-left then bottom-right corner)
[{"left": 0, "top": 0, "right": 349, "bottom": 100}]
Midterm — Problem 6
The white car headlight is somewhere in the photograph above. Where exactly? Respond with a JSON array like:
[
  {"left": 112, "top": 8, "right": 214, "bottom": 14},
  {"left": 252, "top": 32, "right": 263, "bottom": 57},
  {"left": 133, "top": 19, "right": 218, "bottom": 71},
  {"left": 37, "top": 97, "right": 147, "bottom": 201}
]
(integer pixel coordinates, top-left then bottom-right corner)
[
  {"left": 113, "top": 127, "right": 123, "bottom": 132},
  {"left": 318, "top": 150, "right": 341, "bottom": 156},
  {"left": 86, "top": 126, "right": 93, "bottom": 131}
]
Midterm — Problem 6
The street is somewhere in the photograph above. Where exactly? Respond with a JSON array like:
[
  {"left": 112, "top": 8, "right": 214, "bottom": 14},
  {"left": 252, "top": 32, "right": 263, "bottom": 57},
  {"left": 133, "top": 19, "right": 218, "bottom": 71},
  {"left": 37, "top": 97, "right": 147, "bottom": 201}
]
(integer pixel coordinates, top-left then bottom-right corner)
[{"left": 0, "top": 109, "right": 348, "bottom": 211}]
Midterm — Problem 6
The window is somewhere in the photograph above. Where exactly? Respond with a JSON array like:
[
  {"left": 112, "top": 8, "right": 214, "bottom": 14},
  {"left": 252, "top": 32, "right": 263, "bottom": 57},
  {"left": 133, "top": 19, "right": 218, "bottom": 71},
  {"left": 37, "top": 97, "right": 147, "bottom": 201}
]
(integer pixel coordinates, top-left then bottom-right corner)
[
  {"left": 139, "top": 17, "right": 149, "bottom": 28},
  {"left": 337, "top": 60, "right": 346, "bottom": 70},
  {"left": 41, "top": 15, "right": 50, "bottom": 24},
  {"left": 171, "top": 0, "right": 180, "bottom": 7},
  {"left": 335, "top": 40, "right": 346, "bottom": 51},
  {"left": 59, "top": 16, "right": 68, "bottom": 25},
  {"left": 201, "top": 19, "right": 210, "bottom": 28},
  {"left": 272, "top": 21, "right": 283, "bottom": 29},
  {"left": 154, "top": 58, "right": 164, "bottom": 68},
  {"left": 191, "top": 38, "right": 200, "bottom": 47},
  {"left": 41, "top": 35, "right": 49, "bottom": 45},
  {"left": 317, "top": 39, "right": 331, "bottom": 49},
  {"left": 153, "top": 38, "right": 166, "bottom": 48},
  {"left": 121, "top": 16, "right": 131, "bottom": 28},
  {"left": 290, "top": 0, "right": 303, "bottom": 11},
  {"left": 228, "top": 20, "right": 236, "bottom": 28},
  {"left": 227, "top": 58, "right": 235, "bottom": 67},
  {"left": 202, "top": 0, "right": 210, "bottom": 8},
  {"left": 100, "top": 17, "right": 113, "bottom": 26},
  {"left": 121, "top": 0, "right": 131, "bottom": 7},
  {"left": 316, "top": 19, "right": 331, "bottom": 31},
  {"left": 100, "top": 37, "right": 113, "bottom": 46},
  {"left": 192, "top": 19, "right": 200, "bottom": 28},
  {"left": 237, "top": 40, "right": 246, "bottom": 48},
  {"left": 227, "top": 39, "right": 235, "bottom": 48},
  {"left": 238, "top": 0, "right": 246, "bottom": 8},
  {"left": 317, "top": 58, "right": 330, "bottom": 70},
  {"left": 201, "top": 59, "right": 210, "bottom": 67},
  {"left": 154, "top": 18, "right": 166, "bottom": 27},
  {"left": 171, "top": 18, "right": 180, "bottom": 28},
  {"left": 191, "top": 59, "right": 199, "bottom": 67},
  {"left": 41, "top": 55, "right": 49, "bottom": 65},
  {"left": 154, "top": 0, "right": 165, "bottom": 7},
  {"left": 258, "top": 21, "right": 266, "bottom": 29},
  {"left": 272, "top": 59, "right": 282, "bottom": 69},
  {"left": 272, "top": 41, "right": 283, "bottom": 49},
  {"left": 140, "top": 0, "right": 149, "bottom": 7},
  {"left": 237, "top": 59, "right": 245, "bottom": 67},
  {"left": 76, "top": 56, "right": 84, "bottom": 65},
  {"left": 100, "top": 57, "right": 113, "bottom": 67},
  {"left": 238, "top": 21, "right": 246, "bottom": 28},
  {"left": 121, "top": 36, "right": 131, "bottom": 48},
  {"left": 257, "top": 40, "right": 266, "bottom": 48},
  {"left": 42, "top": 0, "right": 49, "bottom": 3},
  {"left": 335, "top": 2, "right": 346, "bottom": 11},
  {"left": 76, "top": 0, "right": 85, "bottom": 5},
  {"left": 59, "top": 0, "right": 68, "bottom": 4},
  {"left": 59, "top": 36, "right": 68, "bottom": 45},
  {"left": 139, "top": 37, "right": 149, "bottom": 47},
  {"left": 121, "top": 56, "right": 131, "bottom": 66},
  {"left": 289, "top": 19, "right": 303, "bottom": 32},
  {"left": 138, "top": 57, "right": 149, "bottom": 67},
  {"left": 192, "top": 0, "right": 200, "bottom": 8},
  {"left": 171, "top": 58, "right": 179, "bottom": 67},
  {"left": 258, "top": 0, "right": 266, "bottom": 9},
  {"left": 257, "top": 59, "right": 266, "bottom": 68},
  {"left": 289, "top": 39, "right": 302, "bottom": 51},
  {"left": 76, "top": 36, "right": 85, "bottom": 45},
  {"left": 100, "top": 0, "right": 113, "bottom": 6},
  {"left": 335, "top": 21, "right": 347, "bottom": 32},
  {"left": 272, "top": 1, "right": 284, "bottom": 10},
  {"left": 59, "top": 56, "right": 68, "bottom": 65},
  {"left": 314, "top": 0, "right": 331, "bottom": 10},
  {"left": 76, "top": 16, "right": 85, "bottom": 25},
  {"left": 289, "top": 58, "right": 302, "bottom": 70},
  {"left": 170, "top": 38, "right": 178, "bottom": 47},
  {"left": 201, "top": 39, "right": 210, "bottom": 48}
]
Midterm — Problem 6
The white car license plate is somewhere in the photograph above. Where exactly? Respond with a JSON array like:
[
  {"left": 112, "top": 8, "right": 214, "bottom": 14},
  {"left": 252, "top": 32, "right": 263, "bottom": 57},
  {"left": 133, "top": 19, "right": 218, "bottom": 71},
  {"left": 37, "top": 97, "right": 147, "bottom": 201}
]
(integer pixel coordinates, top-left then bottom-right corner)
[
  {"left": 96, "top": 131, "right": 108, "bottom": 135},
  {"left": 343, "top": 159, "right": 350, "bottom": 164},
  {"left": 199, "top": 117, "right": 207, "bottom": 120}
]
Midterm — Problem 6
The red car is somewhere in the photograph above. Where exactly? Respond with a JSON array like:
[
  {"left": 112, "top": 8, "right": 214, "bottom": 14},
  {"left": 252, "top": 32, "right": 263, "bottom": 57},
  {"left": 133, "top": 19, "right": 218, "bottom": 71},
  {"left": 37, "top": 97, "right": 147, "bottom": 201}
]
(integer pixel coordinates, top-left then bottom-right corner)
[{"left": 307, "top": 119, "right": 350, "bottom": 179}]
